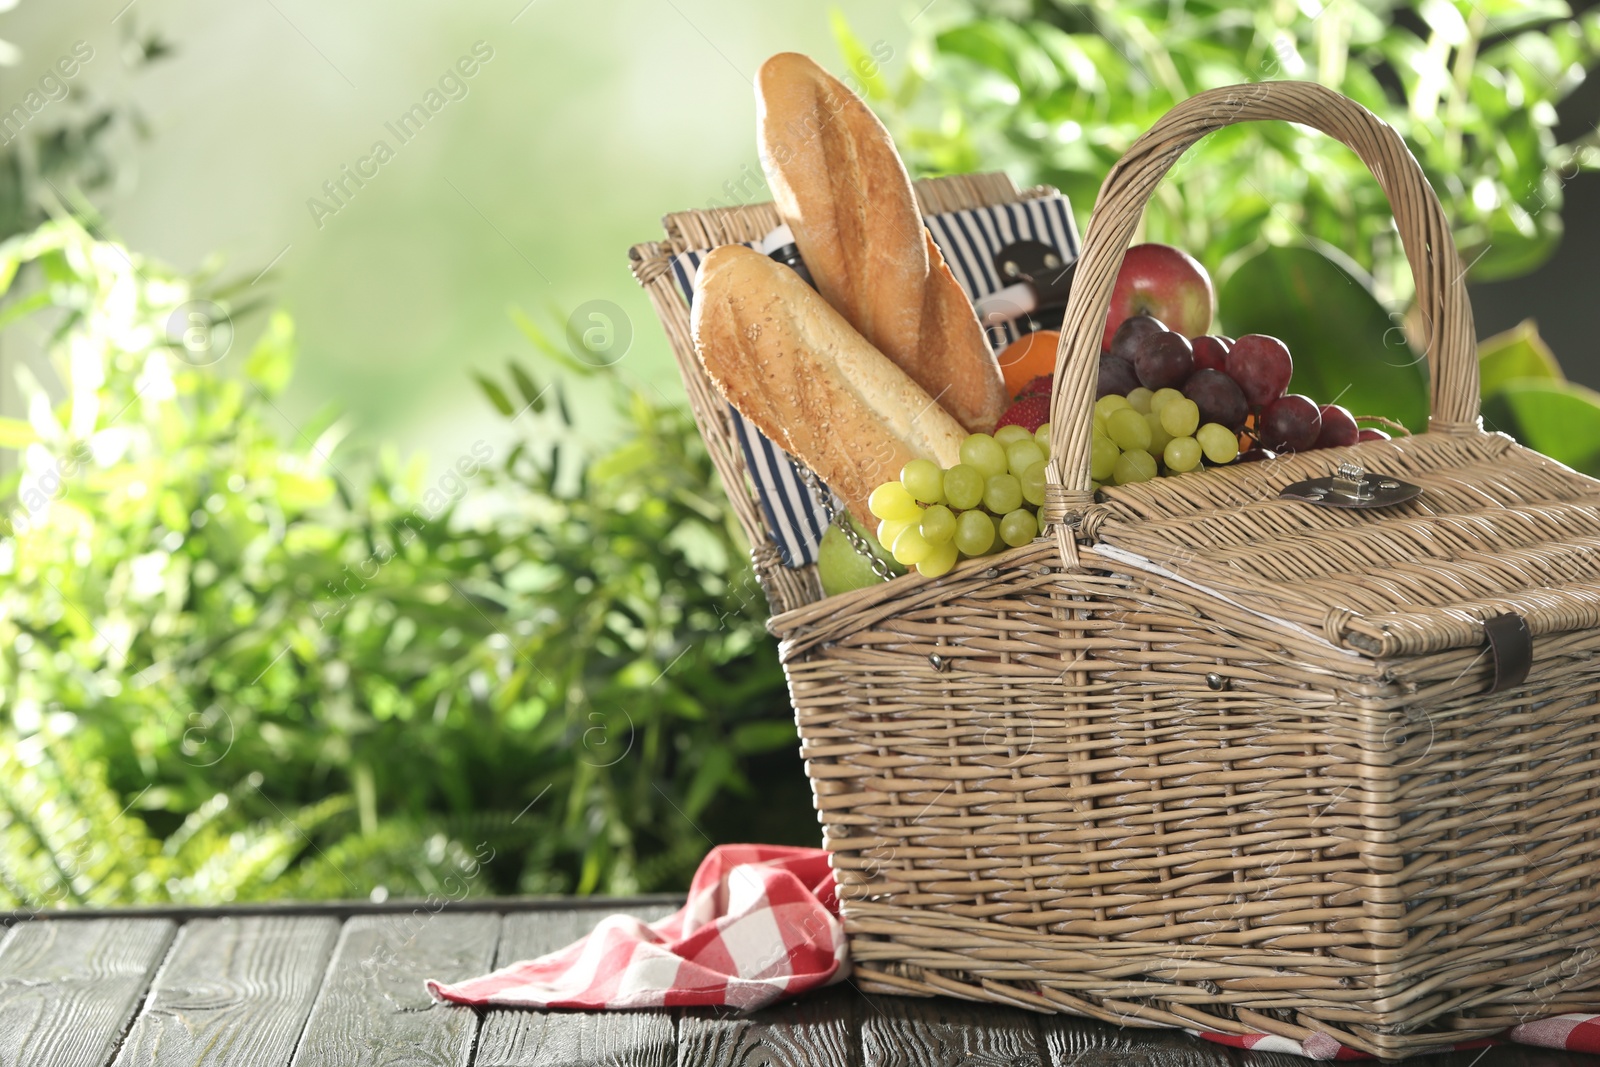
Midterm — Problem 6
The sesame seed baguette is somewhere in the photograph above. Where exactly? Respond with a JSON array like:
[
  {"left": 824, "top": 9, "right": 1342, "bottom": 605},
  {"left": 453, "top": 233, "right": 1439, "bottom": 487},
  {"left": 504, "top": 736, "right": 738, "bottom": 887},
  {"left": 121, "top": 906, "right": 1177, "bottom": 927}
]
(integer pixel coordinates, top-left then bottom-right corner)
[
  {"left": 691, "top": 244, "right": 965, "bottom": 527},
  {"left": 755, "top": 51, "right": 1007, "bottom": 433}
]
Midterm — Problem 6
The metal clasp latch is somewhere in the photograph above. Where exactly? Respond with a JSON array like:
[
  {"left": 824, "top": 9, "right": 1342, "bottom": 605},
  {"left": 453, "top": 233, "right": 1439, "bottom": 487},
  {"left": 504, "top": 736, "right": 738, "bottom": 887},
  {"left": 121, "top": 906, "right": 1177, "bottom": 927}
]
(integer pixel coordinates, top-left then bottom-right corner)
[
  {"left": 1279, "top": 463, "right": 1421, "bottom": 509},
  {"left": 1330, "top": 462, "right": 1375, "bottom": 499}
]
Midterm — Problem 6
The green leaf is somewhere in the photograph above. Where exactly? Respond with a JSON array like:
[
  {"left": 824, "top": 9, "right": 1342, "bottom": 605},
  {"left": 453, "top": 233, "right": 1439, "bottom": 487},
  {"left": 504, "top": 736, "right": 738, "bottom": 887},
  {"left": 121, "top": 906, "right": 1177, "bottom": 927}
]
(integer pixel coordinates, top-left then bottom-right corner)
[
  {"left": 683, "top": 745, "right": 735, "bottom": 820},
  {"left": 508, "top": 362, "right": 545, "bottom": 412},
  {"left": 510, "top": 304, "right": 597, "bottom": 378},
  {"left": 1218, "top": 245, "right": 1429, "bottom": 432},
  {"left": 1482, "top": 379, "right": 1600, "bottom": 476},
  {"left": 1469, "top": 0, "right": 1570, "bottom": 35},
  {"left": 1419, "top": 0, "right": 1471, "bottom": 45},
  {"left": 0, "top": 416, "right": 36, "bottom": 448},
  {"left": 1477, "top": 318, "right": 1563, "bottom": 398},
  {"left": 829, "top": 9, "right": 891, "bottom": 101},
  {"left": 731, "top": 719, "right": 798, "bottom": 755},
  {"left": 935, "top": 22, "right": 1024, "bottom": 85},
  {"left": 1462, "top": 222, "right": 1563, "bottom": 284},
  {"left": 0, "top": 290, "right": 51, "bottom": 332},
  {"left": 554, "top": 383, "right": 571, "bottom": 427},
  {"left": 544, "top": 442, "right": 562, "bottom": 493},
  {"left": 509, "top": 304, "right": 556, "bottom": 350},
  {"left": 244, "top": 312, "right": 295, "bottom": 396},
  {"left": 473, "top": 373, "right": 515, "bottom": 417}
]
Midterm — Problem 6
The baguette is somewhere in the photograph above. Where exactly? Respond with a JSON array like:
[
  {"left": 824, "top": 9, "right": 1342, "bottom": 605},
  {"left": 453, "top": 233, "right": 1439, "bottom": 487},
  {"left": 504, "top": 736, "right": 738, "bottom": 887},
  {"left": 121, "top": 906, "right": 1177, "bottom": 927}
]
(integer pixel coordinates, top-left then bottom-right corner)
[
  {"left": 755, "top": 52, "right": 1007, "bottom": 433},
  {"left": 691, "top": 244, "right": 965, "bottom": 527}
]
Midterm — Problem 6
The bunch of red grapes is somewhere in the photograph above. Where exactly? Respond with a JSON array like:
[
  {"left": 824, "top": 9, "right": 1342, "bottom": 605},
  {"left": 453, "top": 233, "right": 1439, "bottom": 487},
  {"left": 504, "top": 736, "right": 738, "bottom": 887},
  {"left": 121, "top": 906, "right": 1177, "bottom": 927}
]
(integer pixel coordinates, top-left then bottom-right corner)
[{"left": 1100, "top": 314, "right": 1388, "bottom": 461}]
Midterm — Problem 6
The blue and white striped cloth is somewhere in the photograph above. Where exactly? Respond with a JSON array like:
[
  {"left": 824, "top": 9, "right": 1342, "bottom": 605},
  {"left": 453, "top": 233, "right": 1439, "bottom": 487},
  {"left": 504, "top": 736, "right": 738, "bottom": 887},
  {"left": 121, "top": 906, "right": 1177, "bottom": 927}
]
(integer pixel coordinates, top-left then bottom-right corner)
[{"left": 671, "top": 193, "right": 1080, "bottom": 567}]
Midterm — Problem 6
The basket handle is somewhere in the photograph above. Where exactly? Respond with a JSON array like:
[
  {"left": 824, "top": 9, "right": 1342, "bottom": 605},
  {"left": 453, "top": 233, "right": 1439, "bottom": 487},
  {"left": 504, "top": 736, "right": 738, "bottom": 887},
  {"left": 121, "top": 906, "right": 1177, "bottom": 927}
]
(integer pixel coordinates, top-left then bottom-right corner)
[{"left": 1043, "top": 81, "right": 1479, "bottom": 540}]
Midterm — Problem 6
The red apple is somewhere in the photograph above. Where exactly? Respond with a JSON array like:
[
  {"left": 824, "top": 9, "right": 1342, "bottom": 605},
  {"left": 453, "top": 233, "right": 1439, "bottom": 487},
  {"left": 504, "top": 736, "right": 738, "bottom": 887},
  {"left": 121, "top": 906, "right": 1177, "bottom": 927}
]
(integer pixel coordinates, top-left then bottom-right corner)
[{"left": 1100, "top": 243, "right": 1215, "bottom": 351}]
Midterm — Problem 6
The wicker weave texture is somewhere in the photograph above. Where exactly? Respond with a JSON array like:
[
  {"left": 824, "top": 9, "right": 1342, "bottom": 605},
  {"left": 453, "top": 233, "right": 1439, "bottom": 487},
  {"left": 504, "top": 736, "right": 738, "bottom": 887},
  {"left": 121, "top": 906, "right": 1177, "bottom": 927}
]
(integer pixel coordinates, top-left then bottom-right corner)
[
  {"left": 776, "top": 432, "right": 1600, "bottom": 1056},
  {"left": 631, "top": 80, "right": 1600, "bottom": 1058}
]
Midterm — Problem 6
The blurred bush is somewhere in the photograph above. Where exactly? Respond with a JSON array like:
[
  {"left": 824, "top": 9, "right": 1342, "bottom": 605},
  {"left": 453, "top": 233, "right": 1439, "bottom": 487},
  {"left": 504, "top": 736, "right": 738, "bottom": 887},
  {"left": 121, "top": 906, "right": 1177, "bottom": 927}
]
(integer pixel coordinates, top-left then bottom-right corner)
[
  {"left": 0, "top": 219, "right": 805, "bottom": 905},
  {"left": 0, "top": 21, "right": 171, "bottom": 243},
  {"left": 870, "top": 0, "right": 1600, "bottom": 456},
  {"left": 11, "top": 1, "right": 1600, "bottom": 906},
  {"left": 876, "top": 0, "right": 1600, "bottom": 299}
]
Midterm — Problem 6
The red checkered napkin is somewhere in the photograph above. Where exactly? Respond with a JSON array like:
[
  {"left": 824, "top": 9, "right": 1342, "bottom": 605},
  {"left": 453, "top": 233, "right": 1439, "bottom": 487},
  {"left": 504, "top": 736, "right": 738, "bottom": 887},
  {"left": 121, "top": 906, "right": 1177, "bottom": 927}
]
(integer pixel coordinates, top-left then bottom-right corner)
[
  {"left": 1192, "top": 1014, "right": 1600, "bottom": 1060},
  {"left": 1510, "top": 1014, "right": 1600, "bottom": 1055},
  {"left": 425, "top": 844, "right": 846, "bottom": 1012}
]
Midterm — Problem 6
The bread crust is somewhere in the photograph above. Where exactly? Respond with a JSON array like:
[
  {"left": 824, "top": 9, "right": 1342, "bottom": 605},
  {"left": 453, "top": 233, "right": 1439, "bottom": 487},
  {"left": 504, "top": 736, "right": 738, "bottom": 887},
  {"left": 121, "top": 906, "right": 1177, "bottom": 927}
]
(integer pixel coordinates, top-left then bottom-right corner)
[
  {"left": 756, "top": 52, "right": 1007, "bottom": 432},
  {"left": 691, "top": 245, "right": 965, "bottom": 527}
]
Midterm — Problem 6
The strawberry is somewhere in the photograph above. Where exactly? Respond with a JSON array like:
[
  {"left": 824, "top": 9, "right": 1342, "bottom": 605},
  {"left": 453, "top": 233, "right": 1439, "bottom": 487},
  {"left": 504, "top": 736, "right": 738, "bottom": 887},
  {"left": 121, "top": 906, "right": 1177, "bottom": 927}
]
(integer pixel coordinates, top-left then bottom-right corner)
[
  {"left": 1018, "top": 374, "right": 1053, "bottom": 399},
  {"left": 995, "top": 394, "right": 1051, "bottom": 433}
]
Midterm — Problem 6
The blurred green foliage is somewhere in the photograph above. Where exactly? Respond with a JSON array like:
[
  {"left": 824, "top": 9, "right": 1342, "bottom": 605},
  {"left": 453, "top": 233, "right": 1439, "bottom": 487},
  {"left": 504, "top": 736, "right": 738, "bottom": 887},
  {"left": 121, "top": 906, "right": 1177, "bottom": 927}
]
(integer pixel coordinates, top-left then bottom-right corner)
[
  {"left": 0, "top": 219, "right": 805, "bottom": 906},
  {"left": 0, "top": 23, "right": 170, "bottom": 244},
  {"left": 866, "top": 0, "right": 1600, "bottom": 456},
  {"left": 11, "top": 1, "right": 1600, "bottom": 906},
  {"left": 873, "top": 0, "right": 1600, "bottom": 300}
]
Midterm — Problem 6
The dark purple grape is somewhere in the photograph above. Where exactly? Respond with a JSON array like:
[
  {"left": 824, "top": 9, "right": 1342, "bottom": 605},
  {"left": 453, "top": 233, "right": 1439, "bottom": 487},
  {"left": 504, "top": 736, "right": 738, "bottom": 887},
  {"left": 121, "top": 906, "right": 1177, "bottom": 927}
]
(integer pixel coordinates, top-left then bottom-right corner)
[
  {"left": 1314, "top": 404, "right": 1359, "bottom": 448},
  {"left": 1225, "top": 335, "right": 1293, "bottom": 407},
  {"left": 1258, "top": 394, "right": 1322, "bottom": 453},
  {"left": 1237, "top": 446, "right": 1277, "bottom": 463},
  {"left": 1182, "top": 368, "right": 1248, "bottom": 430},
  {"left": 1097, "top": 354, "right": 1139, "bottom": 398},
  {"left": 1132, "top": 330, "right": 1194, "bottom": 390},
  {"left": 1108, "top": 314, "right": 1167, "bottom": 363},
  {"left": 1357, "top": 428, "right": 1391, "bottom": 443},
  {"left": 1191, "top": 335, "right": 1231, "bottom": 373}
]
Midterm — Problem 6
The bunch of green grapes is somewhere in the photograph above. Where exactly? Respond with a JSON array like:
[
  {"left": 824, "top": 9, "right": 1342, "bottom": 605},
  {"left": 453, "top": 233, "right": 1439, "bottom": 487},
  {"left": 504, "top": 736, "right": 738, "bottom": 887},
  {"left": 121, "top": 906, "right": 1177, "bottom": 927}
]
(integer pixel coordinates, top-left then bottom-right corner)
[
  {"left": 1092, "top": 387, "right": 1239, "bottom": 489},
  {"left": 867, "top": 423, "right": 1052, "bottom": 578}
]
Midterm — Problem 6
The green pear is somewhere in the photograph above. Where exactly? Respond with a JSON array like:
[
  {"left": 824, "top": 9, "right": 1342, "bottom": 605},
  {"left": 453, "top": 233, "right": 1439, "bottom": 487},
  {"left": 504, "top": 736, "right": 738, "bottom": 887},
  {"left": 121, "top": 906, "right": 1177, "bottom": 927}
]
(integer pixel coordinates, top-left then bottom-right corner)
[{"left": 817, "top": 514, "right": 905, "bottom": 597}]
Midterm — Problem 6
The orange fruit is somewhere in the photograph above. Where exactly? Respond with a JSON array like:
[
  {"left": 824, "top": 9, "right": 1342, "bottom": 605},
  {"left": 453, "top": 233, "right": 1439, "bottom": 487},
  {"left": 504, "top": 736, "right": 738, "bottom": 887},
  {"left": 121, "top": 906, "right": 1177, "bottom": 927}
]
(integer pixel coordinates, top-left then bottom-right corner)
[{"left": 997, "top": 330, "right": 1061, "bottom": 399}]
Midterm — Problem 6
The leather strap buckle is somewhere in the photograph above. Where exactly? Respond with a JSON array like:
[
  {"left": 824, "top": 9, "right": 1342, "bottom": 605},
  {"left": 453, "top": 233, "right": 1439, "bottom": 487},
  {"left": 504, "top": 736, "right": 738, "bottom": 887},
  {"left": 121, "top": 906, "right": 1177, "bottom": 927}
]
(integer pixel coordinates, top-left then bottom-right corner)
[{"left": 1484, "top": 612, "right": 1533, "bottom": 694}]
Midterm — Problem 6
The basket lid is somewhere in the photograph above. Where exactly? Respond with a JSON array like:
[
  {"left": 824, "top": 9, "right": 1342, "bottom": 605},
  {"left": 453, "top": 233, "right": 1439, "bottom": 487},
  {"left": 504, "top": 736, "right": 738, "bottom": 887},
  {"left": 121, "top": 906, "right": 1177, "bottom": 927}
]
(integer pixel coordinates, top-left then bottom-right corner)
[{"left": 1086, "top": 430, "right": 1600, "bottom": 659}]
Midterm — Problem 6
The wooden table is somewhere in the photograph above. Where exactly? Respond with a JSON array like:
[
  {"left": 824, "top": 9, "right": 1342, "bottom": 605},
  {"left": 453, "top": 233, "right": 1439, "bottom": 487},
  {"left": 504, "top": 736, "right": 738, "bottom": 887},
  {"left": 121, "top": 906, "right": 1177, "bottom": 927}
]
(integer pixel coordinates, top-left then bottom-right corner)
[{"left": 1, "top": 897, "right": 1595, "bottom": 1066}]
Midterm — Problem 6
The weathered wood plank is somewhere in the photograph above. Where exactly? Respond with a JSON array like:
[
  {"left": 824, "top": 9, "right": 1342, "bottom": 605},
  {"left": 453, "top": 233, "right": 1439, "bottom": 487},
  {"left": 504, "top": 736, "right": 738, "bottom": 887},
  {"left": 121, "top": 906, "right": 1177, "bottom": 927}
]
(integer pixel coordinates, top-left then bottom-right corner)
[
  {"left": 289, "top": 912, "right": 499, "bottom": 1067},
  {"left": 1039, "top": 1015, "right": 1232, "bottom": 1067},
  {"left": 13, "top": 899, "right": 1597, "bottom": 1067},
  {"left": 680, "top": 983, "right": 859, "bottom": 1067},
  {"left": 1223, "top": 1034, "right": 1600, "bottom": 1065},
  {"left": 1226, "top": 1044, "right": 1342, "bottom": 1067},
  {"left": 0, "top": 895, "right": 684, "bottom": 927},
  {"left": 1458, "top": 1046, "right": 1600, "bottom": 1066},
  {"left": 1234, "top": 1046, "right": 1600, "bottom": 1066},
  {"left": 859, "top": 994, "right": 1042, "bottom": 1067},
  {"left": 110, "top": 916, "right": 339, "bottom": 1067},
  {"left": 474, "top": 905, "right": 677, "bottom": 1067},
  {"left": 0, "top": 918, "right": 175, "bottom": 1067}
]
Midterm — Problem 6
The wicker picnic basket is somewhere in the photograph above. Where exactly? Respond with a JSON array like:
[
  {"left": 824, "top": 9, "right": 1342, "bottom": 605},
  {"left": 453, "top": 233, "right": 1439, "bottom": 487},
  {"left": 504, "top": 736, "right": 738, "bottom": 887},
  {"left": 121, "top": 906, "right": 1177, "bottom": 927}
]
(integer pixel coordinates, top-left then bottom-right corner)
[{"left": 629, "top": 80, "right": 1600, "bottom": 1058}]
